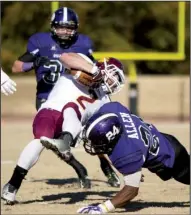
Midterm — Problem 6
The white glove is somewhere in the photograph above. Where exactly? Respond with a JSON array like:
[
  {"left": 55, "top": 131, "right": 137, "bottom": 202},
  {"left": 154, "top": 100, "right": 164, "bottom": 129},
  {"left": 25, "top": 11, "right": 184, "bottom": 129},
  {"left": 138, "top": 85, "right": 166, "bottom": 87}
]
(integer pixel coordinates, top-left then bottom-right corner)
[
  {"left": 77, "top": 205, "right": 103, "bottom": 214},
  {"left": 1, "top": 69, "right": 17, "bottom": 96},
  {"left": 77, "top": 200, "right": 115, "bottom": 214}
]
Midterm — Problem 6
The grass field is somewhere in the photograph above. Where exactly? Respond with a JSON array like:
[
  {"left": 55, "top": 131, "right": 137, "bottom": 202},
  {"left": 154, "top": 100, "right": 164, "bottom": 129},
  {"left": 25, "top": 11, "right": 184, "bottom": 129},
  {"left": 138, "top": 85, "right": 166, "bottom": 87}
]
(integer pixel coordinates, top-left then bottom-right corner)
[{"left": 1, "top": 119, "right": 190, "bottom": 214}]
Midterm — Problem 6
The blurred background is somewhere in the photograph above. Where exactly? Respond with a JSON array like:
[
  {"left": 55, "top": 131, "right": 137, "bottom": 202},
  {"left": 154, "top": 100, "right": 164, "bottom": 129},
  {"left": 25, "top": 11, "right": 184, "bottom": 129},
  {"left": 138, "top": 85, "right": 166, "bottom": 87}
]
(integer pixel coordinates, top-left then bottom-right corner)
[{"left": 1, "top": 1, "right": 190, "bottom": 121}]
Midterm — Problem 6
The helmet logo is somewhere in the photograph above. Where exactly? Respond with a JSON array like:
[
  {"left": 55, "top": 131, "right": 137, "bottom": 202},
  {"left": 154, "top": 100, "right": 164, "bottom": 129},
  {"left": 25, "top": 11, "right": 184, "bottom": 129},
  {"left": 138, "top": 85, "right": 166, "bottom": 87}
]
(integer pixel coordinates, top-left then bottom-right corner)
[{"left": 106, "top": 125, "right": 120, "bottom": 141}]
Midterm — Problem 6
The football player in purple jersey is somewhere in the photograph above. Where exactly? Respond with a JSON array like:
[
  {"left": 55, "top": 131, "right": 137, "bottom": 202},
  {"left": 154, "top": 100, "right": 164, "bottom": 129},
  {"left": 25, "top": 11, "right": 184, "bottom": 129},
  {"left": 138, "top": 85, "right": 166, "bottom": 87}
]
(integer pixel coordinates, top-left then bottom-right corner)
[
  {"left": 12, "top": 7, "right": 94, "bottom": 110},
  {"left": 77, "top": 101, "right": 190, "bottom": 214}
]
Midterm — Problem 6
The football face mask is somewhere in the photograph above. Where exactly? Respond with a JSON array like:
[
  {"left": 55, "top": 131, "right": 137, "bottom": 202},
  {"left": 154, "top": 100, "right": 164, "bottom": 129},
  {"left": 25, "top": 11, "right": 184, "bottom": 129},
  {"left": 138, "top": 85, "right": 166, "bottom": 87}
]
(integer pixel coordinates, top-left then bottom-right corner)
[
  {"left": 99, "top": 57, "right": 125, "bottom": 94},
  {"left": 51, "top": 7, "right": 79, "bottom": 43},
  {"left": 52, "top": 25, "right": 76, "bottom": 41}
]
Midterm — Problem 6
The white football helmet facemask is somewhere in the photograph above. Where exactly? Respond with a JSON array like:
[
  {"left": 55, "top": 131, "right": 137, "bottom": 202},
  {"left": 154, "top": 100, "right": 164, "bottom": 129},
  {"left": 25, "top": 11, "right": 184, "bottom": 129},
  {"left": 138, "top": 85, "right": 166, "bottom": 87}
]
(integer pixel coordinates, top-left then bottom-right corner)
[{"left": 98, "top": 57, "right": 125, "bottom": 95}]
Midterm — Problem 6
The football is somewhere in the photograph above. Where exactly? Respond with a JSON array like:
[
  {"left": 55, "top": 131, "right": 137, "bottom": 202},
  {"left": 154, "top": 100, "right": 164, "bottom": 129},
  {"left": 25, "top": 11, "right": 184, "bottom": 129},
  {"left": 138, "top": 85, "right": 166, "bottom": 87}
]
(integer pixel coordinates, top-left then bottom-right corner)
[{"left": 68, "top": 69, "right": 96, "bottom": 87}]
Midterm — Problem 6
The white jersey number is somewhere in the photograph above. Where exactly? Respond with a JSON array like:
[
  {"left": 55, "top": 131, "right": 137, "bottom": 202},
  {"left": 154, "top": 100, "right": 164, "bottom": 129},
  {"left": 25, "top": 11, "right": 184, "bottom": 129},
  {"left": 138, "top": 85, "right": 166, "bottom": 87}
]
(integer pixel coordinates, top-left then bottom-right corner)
[
  {"left": 43, "top": 59, "right": 63, "bottom": 84},
  {"left": 106, "top": 125, "right": 120, "bottom": 141}
]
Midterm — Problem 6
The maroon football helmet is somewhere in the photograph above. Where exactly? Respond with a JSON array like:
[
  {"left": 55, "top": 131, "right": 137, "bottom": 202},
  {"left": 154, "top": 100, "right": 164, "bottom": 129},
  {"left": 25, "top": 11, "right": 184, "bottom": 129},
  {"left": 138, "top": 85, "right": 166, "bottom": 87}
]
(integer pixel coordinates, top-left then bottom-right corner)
[{"left": 96, "top": 57, "right": 125, "bottom": 94}]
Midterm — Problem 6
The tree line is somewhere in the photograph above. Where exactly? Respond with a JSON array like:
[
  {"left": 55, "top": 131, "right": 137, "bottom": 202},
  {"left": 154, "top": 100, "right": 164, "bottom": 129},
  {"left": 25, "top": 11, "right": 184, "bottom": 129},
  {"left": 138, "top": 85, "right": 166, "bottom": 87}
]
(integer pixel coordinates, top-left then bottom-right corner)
[{"left": 1, "top": 2, "right": 190, "bottom": 75}]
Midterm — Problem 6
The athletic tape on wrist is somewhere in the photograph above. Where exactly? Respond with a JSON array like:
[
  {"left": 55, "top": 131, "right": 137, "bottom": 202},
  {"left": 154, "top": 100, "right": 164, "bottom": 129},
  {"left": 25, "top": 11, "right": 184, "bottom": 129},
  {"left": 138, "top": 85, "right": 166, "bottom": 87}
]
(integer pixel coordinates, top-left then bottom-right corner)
[{"left": 99, "top": 200, "right": 115, "bottom": 213}]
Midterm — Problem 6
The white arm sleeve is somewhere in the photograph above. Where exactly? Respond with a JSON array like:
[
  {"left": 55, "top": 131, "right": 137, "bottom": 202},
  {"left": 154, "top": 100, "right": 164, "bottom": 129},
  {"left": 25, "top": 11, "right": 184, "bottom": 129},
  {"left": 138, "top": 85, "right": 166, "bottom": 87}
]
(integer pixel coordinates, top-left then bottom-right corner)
[
  {"left": 123, "top": 169, "right": 142, "bottom": 187},
  {"left": 1, "top": 68, "right": 10, "bottom": 85}
]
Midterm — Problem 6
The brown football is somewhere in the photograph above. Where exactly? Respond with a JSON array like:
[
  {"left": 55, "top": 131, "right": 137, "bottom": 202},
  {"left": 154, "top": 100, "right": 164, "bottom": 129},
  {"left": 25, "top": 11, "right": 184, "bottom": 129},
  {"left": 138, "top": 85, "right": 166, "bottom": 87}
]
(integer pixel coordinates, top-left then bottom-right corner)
[{"left": 69, "top": 69, "right": 95, "bottom": 87}]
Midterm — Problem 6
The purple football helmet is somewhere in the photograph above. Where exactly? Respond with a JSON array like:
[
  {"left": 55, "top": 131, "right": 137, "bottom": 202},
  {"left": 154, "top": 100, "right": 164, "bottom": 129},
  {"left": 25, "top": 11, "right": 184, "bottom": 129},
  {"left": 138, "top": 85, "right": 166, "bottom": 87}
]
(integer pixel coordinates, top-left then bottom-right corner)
[
  {"left": 82, "top": 112, "right": 123, "bottom": 155},
  {"left": 51, "top": 7, "right": 79, "bottom": 44}
]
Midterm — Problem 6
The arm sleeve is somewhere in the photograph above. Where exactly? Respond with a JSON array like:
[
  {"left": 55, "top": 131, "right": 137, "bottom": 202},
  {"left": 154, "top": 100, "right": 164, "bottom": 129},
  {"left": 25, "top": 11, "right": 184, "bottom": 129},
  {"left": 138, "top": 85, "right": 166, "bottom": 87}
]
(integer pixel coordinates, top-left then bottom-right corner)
[
  {"left": 123, "top": 169, "right": 142, "bottom": 187},
  {"left": 18, "top": 52, "right": 37, "bottom": 62}
]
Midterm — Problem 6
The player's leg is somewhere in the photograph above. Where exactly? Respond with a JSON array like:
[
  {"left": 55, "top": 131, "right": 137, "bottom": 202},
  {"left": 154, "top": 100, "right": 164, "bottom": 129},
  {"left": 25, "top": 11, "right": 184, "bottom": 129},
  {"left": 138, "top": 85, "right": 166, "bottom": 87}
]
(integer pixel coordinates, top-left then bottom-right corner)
[
  {"left": 98, "top": 154, "right": 120, "bottom": 187},
  {"left": 41, "top": 105, "right": 90, "bottom": 188},
  {"left": 41, "top": 134, "right": 90, "bottom": 189},
  {"left": 2, "top": 139, "right": 44, "bottom": 204},
  {"left": 59, "top": 132, "right": 90, "bottom": 189},
  {"left": 163, "top": 133, "right": 190, "bottom": 185},
  {"left": 173, "top": 155, "right": 190, "bottom": 185},
  {"left": 171, "top": 138, "right": 190, "bottom": 185},
  {"left": 1, "top": 109, "right": 56, "bottom": 204}
]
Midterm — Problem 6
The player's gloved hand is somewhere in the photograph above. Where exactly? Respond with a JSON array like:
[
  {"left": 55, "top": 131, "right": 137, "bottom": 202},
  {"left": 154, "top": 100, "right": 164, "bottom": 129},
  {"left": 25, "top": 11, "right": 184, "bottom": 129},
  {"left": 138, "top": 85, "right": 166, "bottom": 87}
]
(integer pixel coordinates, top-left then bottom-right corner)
[
  {"left": 1, "top": 77, "right": 17, "bottom": 96},
  {"left": 77, "top": 201, "right": 115, "bottom": 214},
  {"left": 92, "top": 63, "right": 104, "bottom": 80},
  {"left": 77, "top": 205, "right": 103, "bottom": 214},
  {"left": 90, "top": 63, "right": 105, "bottom": 88},
  {"left": 34, "top": 56, "right": 50, "bottom": 68}
]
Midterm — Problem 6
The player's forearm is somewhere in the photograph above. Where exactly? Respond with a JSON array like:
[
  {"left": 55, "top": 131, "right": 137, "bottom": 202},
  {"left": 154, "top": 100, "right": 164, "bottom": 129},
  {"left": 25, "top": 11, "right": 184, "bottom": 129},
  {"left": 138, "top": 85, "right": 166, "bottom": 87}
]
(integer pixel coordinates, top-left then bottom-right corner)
[
  {"left": 109, "top": 171, "right": 141, "bottom": 208},
  {"left": 12, "top": 60, "right": 33, "bottom": 73},
  {"left": 60, "top": 53, "right": 94, "bottom": 74},
  {"left": 98, "top": 185, "right": 138, "bottom": 213},
  {"left": 111, "top": 185, "right": 139, "bottom": 208}
]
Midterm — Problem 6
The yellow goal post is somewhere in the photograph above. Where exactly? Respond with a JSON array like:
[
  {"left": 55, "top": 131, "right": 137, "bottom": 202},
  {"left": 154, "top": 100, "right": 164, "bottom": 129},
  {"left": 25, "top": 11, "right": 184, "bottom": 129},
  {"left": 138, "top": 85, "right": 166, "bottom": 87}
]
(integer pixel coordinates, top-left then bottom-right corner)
[
  {"left": 51, "top": 2, "right": 186, "bottom": 114},
  {"left": 50, "top": 2, "right": 185, "bottom": 76}
]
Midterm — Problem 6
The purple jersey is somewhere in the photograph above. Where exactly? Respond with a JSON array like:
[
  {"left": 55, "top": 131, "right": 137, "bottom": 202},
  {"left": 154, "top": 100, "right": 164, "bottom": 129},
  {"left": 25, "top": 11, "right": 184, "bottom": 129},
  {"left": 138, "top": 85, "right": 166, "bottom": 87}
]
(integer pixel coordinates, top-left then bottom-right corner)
[
  {"left": 27, "top": 32, "right": 94, "bottom": 99},
  {"left": 98, "top": 102, "right": 175, "bottom": 175}
]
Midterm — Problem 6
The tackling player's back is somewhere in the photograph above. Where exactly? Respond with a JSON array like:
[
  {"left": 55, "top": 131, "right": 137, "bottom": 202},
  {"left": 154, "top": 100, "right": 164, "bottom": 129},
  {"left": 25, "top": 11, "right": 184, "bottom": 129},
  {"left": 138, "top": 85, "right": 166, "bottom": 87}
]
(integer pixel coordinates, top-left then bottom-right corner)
[{"left": 97, "top": 102, "right": 175, "bottom": 176}]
